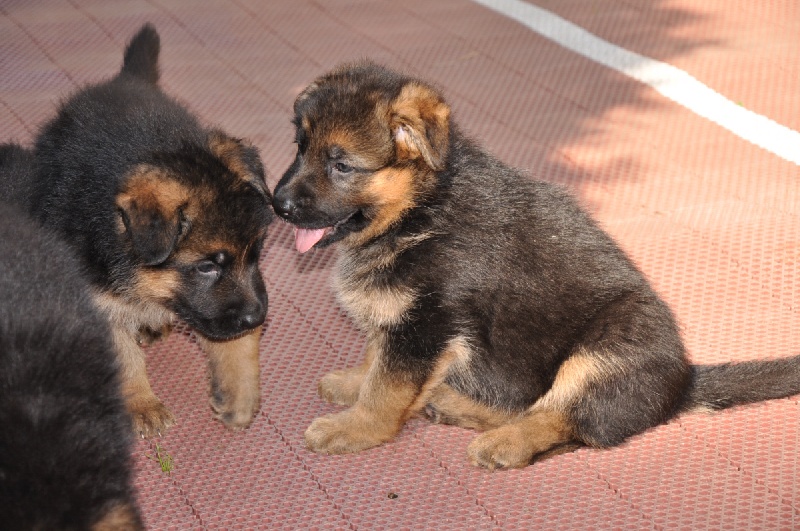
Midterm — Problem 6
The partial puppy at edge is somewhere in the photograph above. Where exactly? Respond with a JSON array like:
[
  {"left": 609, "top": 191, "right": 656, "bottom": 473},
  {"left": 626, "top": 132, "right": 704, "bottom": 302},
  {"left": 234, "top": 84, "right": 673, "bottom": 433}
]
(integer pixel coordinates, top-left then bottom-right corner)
[
  {"left": 0, "top": 148, "right": 142, "bottom": 529},
  {"left": 1, "top": 24, "right": 274, "bottom": 438}
]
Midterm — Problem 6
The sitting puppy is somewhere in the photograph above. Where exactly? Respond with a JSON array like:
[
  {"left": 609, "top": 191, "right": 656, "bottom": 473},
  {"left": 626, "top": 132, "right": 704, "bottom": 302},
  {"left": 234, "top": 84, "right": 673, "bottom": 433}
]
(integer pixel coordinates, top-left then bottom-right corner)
[
  {"left": 0, "top": 199, "right": 142, "bottom": 530},
  {"left": 18, "top": 24, "right": 273, "bottom": 437},
  {"left": 273, "top": 62, "right": 800, "bottom": 469}
]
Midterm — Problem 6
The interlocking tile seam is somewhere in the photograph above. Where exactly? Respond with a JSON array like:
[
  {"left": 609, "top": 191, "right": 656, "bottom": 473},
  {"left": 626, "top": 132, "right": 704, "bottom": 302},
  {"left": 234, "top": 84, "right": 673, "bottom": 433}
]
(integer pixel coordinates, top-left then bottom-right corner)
[
  {"left": 670, "top": 217, "right": 799, "bottom": 318},
  {"left": 264, "top": 276, "right": 353, "bottom": 368},
  {"left": 259, "top": 412, "right": 357, "bottom": 530},
  {"left": 409, "top": 431, "right": 505, "bottom": 528},
  {"left": 390, "top": 0, "right": 597, "bottom": 117},
  {"left": 64, "top": 0, "right": 119, "bottom": 43},
  {"left": 0, "top": 5, "right": 79, "bottom": 88},
  {"left": 226, "top": 0, "right": 324, "bottom": 69},
  {"left": 676, "top": 410, "right": 800, "bottom": 517},
  {"left": 255, "top": 0, "right": 578, "bottom": 170},
  {"left": 0, "top": 5, "right": 71, "bottom": 138},
  {"left": 566, "top": 450, "right": 664, "bottom": 530},
  {"left": 0, "top": 99, "right": 31, "bottom": 138},
  {"left": 140, "top": 437, "right": 209, "bottom": 529},
  {"left": 72, "top": 0, "right": 291, "bottom": 112}
]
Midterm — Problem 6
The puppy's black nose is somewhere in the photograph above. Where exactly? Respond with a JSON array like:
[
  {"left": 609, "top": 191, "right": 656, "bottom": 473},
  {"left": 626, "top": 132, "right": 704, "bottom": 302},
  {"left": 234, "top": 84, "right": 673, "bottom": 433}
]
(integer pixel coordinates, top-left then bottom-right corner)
[
  {"left": 238, "top": 302, "right": 266, "bottom": 331},
  {"left": 272, "top": 195, "right": 296, "bottom": 218}
]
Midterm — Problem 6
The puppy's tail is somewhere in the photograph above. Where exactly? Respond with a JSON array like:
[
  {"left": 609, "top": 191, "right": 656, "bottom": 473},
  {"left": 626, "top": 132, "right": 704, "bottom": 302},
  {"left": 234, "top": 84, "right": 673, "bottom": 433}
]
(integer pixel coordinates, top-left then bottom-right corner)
[
  {"left": 686, "top": 354, "right": 800, "bottom": 411},
  {"left": 121, "top": 23, "right": 160, "bottom": 84}
]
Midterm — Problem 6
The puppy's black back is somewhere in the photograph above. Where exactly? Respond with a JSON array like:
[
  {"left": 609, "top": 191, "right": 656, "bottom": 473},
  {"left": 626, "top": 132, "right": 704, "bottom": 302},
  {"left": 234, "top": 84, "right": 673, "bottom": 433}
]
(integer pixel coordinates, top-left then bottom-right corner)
[
  {"left": 31, "top": 25, "right": 206, "bottom": 282},
  {"left": 392, "top": 134, "right": 689, "bottom": 425},
  {"left": 0, "top": 202, "right": 141, "bottom": 529},
  {"left": 0, "top": 143, "right": 35, "bottom": 210}
]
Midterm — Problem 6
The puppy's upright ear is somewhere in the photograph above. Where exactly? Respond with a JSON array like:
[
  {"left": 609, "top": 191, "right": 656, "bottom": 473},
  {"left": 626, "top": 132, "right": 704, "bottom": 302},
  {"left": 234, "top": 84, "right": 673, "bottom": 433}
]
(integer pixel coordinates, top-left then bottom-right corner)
[
  {"left": 208, "top": 130, "right": 272, "bottom": 202},
  {"left": 116, "top": 166, "right": 190, "bottom": 266},
  {"left": 389, "top": 82, "right": 451, "bottom": 171}
]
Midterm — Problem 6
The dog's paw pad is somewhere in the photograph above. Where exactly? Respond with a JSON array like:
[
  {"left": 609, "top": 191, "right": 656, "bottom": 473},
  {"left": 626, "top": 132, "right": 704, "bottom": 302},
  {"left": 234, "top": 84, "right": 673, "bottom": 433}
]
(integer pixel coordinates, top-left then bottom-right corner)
[
  {"left": 317, "top": 370, "right": 361, "bottom": 406},
  {"left": 210, "top": 393, "right": 259, "bottom": 431},
  {"left": 130, "top": 400, "right": 175, "bottom": 438},
  {"left": 304, "top": 412, "right": 384, "bottom": 454},
  {"left": 467, "top": 429, "right": 533, "bottom": 470}
]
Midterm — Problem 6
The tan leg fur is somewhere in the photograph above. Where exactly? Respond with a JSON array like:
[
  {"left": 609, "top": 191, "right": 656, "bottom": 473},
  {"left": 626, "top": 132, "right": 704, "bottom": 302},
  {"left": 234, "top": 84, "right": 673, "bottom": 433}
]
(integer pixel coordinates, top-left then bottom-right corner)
[
  {"left": 114, "top": 325, "right": 175, "bottom": 438},
  {"left": 318, "top": 338, "right": 378, "bottom": 407},
  {"left": 197, "top": 326, "right": 263, "bottom": 430},
  {"left": 306, "top": 336, "right": 467, "bottom": 454}
]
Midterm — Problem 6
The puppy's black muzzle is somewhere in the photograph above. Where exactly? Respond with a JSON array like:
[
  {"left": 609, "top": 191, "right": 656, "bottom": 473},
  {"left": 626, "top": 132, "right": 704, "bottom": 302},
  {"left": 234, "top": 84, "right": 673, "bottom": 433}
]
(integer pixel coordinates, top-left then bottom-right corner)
[{"left": 272, "top": 183, "right": 311, "bottom": 223}]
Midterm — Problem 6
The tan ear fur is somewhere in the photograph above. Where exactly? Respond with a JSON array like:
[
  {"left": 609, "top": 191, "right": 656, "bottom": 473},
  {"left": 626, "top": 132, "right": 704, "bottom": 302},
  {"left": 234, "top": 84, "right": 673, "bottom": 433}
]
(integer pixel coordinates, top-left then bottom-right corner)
[
  {"left": 116, "top": 165, "right": 190, "bottom": 266},
  {"left": 207, "top": 130, "right": 270, "bottom": 200},
  {"left": 389, "top": 82, "right": 451, "bottom": 170}
]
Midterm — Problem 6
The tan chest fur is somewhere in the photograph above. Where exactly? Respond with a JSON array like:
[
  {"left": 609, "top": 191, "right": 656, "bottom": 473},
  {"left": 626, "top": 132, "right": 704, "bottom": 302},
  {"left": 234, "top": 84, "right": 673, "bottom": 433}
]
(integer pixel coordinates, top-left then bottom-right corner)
[
  {"left": 92, "top": 289, "right": 175, "bottom": 335},
  {"left": 333, "top": 248, "right": 416, "bottom": 330}
]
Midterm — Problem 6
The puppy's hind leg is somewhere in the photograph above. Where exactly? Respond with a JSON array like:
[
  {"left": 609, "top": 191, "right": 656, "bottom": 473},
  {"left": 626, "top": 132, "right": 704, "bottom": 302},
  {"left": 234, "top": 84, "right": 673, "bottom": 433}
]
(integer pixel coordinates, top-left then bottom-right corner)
[
  {"left": 423, "top": 383, "right": 518, "bottom": 431},
  {"left": 465, "top": 351, "right": 602, "bottom": 470},
  {"left": 467, "top": 409, "right": 579, "bottom": 470}
]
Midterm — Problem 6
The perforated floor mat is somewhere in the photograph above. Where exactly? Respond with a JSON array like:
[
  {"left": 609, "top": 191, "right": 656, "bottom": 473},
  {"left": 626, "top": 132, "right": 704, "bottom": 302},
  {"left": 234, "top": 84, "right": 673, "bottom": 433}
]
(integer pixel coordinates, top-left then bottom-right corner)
[{"left": 1, "top": 0, "right": 798, "bottom": 528}]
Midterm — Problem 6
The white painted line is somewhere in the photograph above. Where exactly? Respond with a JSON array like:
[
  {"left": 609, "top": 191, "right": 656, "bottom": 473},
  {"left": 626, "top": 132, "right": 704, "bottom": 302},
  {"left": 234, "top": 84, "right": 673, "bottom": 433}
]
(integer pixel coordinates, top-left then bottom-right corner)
[{"left": 472, "top": 0, "right": 800, "bottom": 166}]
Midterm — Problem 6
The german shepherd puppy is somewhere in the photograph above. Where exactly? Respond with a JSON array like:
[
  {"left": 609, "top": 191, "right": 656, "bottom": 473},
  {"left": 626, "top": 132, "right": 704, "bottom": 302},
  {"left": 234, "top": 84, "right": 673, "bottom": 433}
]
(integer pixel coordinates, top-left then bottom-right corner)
[
  {"left": 273, "top": 62, "right": 800, "bottom": 469},
  {"left": 18, "top": 25, "right": 273, "bottom": 437},
  {"left": 0, "top": 197, "right": 142, "bottom": 530}
]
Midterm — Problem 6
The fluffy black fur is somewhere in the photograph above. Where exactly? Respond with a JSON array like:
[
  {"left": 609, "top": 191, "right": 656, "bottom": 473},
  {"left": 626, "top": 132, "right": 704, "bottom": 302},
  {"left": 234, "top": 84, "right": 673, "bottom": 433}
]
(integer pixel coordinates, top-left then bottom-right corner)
[
  {"left": 0, "top": 200, "right": 142, "bottom": 529},
  {"left": 0, "top": 143, "right": 35, "bottom": 210},
  {"left": 8, "top": 23, "right": 273, "bottom": 436},
  {"left": 275, "top": 62, "right": 800, "bottom": 467}
]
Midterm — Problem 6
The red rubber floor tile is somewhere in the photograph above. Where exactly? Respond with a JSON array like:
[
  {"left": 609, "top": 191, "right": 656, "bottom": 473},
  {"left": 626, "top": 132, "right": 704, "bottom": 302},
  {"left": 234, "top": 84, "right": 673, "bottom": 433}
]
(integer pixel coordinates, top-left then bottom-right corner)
[{"left": 1, "top": 0, "right": 797, "bottom": 528}]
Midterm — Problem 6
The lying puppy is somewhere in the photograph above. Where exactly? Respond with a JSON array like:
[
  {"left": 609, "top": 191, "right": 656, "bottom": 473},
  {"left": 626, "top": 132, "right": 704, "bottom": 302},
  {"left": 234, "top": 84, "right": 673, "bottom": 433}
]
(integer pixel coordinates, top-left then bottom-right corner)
[
  {"left": 20, "top": 24, "right": 273, "bottom": 437},
  {"left": 273, "top": 62, "right": 800, "bottom": 469},
  {"left": 0, "top": 199, "right": 142, "bottom": 530}
]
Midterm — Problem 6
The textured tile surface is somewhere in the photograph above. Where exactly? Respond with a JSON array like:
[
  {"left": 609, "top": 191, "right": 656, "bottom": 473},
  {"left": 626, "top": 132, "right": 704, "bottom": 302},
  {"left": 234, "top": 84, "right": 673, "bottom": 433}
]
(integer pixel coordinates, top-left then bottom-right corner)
[{"left": 1, "top": 0, "right": 798, "bottom": 528}]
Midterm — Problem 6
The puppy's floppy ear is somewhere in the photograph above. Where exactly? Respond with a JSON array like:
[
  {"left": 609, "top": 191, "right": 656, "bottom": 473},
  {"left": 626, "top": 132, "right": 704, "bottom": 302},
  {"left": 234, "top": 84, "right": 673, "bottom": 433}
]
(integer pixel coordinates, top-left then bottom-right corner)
[
  {"left": 207, "top": 130, "right": 272, "bottom": 202},
  {"left": 389, "top": 81, "right": 451, "bottom": 171},
  {"left": 116, "top": 165, "right": 190, "bottom": 266}
]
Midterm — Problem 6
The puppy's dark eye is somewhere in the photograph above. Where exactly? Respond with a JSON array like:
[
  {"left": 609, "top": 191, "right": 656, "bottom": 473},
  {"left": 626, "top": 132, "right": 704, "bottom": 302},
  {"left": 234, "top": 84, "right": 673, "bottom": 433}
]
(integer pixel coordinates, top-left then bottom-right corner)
[
  {"left": 333, "top": 162, "right": 353, "bottom": 174},
  {"left": 195, "top": 260, "right": 220, "bottom": 275}
]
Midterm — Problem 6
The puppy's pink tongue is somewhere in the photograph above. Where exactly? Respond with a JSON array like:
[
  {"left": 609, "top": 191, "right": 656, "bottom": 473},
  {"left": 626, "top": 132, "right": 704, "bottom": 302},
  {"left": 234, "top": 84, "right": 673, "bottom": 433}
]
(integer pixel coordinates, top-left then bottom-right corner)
[{"left": 294, "top": 227, "right": 328, "bottom": 253}]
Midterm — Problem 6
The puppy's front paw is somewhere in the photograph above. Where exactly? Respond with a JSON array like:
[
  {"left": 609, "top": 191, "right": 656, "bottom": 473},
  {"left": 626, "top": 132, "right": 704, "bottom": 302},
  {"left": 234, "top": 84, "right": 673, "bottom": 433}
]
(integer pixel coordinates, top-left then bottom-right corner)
[
  {"left": 210, "top": 380, "right": 260, "bottom": 431},
  {"left": 304, "top": 409, "right": 390, "bottom": 454},
  {"left": 129, "top": 397, "right": 175, "bottom": 438},
  {"left": 467, "top": 425, "right": 532, "bottom": 470},
  {"left": 135, "top": 322, "right": 173, "bottom": 347},
  {"left": 318, "top": 368, "right": 364, "bottom": 406}
]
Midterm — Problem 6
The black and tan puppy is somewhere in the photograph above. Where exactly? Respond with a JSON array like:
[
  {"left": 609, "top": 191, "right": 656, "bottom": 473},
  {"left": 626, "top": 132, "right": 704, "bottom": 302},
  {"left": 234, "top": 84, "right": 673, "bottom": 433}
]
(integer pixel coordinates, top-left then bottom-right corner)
[
  {"left": 19, "top": 24, "right": 273, "bottom": 437},
  {"left": 0, "top": 199, "right": 142, "bottom": 530},
  {"left": 273, "top": 62, "right": 800, "bottom": 469}
]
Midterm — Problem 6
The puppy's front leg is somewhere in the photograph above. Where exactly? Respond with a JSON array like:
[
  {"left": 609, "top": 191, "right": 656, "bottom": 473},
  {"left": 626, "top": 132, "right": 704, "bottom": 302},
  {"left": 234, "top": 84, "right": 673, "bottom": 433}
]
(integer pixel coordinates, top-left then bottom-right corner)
[
  {"left": 306, "top": 335, "right": 459, "bottom": 454},
  {"left": 197, "top": 326, "right": 262, "bottom": 430},
  {"left": 317, "top": 335, "right": 379, "bottom": 406},
  {"left": 114, "top": 326, "right": 175, "bottom": 437},
  {"left": 305, "top": 357, "right": 416, "bottom": 454}
]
